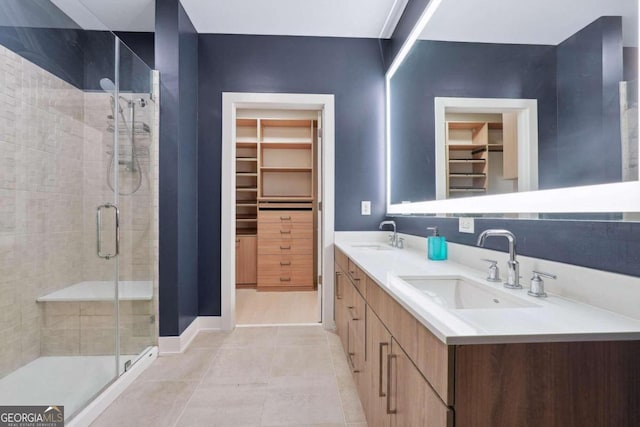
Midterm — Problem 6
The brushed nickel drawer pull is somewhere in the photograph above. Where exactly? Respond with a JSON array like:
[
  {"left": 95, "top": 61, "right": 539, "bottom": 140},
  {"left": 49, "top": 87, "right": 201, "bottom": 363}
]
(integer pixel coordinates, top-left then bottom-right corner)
[
  {"left": 280, "top": 216, "right": 291, "bottom": 220},
  {"left": 347, "top": 325, "right": 359, "bottom": 373},
  {"left": 386, "top": 354, "right": 397, "bottom": 414},
  {"left": 280, "top": 277, "right": 291, "bottom": 282},
  {"left": 335, "top": 272, "right": 343, "bottom": 300},
  {"left": 379, "top": 342, "right": 389, "bottom": 397},
  {"left": 280, "top": 245, "right": 291, "bottom": 250},
  {"left": 347, "top": 305, "right": 359, "bottom": 320},
  {"left": 280, "top": 261, "right": 291, "bottom": 266},
  {"left": 280, "top": 230, "right": 291, "bottom": 234}
]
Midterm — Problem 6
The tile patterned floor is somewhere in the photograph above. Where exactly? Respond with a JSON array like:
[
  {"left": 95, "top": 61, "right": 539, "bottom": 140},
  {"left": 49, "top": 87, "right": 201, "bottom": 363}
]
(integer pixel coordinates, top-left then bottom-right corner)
[
  {"left": 236, "top": 289, "right": 319, "bottom": 325},
  {"left": 91, "top": 326, "right": 367, "bottom": 427}
]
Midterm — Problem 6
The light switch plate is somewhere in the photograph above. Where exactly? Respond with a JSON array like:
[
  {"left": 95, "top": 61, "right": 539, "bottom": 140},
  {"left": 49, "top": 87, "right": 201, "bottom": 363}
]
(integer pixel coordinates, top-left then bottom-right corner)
[
  {"left": 361, "top": 201, "right": 371, "bottom": 215},
  {"left": 459, "top": 217, "right": 475, "bottom": 233}
]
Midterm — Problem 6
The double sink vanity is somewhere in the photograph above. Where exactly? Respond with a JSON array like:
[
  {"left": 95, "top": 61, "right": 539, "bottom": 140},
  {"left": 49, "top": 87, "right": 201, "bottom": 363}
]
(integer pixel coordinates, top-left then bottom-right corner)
[{"left": 333, "top": 231, "right": 640, "bottom": 426}]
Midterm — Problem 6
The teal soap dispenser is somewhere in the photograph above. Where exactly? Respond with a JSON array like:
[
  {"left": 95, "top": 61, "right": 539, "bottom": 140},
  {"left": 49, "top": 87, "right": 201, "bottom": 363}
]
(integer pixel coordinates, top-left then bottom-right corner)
[{"left": 426, "top": 227, "right": 448, "bottom": 261}]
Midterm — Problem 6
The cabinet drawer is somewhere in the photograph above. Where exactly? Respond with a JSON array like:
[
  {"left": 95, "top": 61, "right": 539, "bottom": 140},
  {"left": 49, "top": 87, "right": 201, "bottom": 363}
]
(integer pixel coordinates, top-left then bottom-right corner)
[
  {"left": 258, "top": 238, "right": 313, "bottom": 255},
  {"left": 258, "top": 269, "right": 313, "bottom": 287},
  {"left": 258, "top": 254, "right": 313, "bottom": 273},
  {"left": 258, "top": 210, "right": 312, "bottom": 224},
  {"left": 259, "top": 222, "right": 313, "bottom": 239},
  {"left": 347, "top": 258, "right": 366, "bottom": 298},
  {"left": 335, "top": 248, "right": 348, "bottom": 274}
]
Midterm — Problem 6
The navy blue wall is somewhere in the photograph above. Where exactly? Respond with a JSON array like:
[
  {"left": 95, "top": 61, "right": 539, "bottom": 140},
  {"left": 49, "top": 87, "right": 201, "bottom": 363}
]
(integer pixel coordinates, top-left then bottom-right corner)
[
  {"left": 556, "top": 16, "right": 623, "bottom": 187},
  {"left": 197, "top": 34, "right": 386, "bottom": 316},
  {"left": 156, "top": 0, "right": 199, "bottom": 336},
  {"left": 390, "top": 40, "right": 556, "bottom": 203},
  {"left": 116, "top": 32, "right": 155, "bottom": 69}
]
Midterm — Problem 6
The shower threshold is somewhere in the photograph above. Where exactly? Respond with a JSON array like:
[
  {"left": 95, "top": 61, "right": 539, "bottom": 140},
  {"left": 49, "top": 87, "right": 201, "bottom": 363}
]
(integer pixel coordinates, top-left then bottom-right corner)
[{"left": 0, "top": 354, "right": 139, "bottom": 420}]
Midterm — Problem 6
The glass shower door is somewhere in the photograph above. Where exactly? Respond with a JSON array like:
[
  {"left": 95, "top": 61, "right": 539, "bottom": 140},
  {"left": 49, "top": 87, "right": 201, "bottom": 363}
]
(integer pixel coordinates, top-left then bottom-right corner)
[{"left": 113, "top": 39, "right": 157, "bottom": 374}]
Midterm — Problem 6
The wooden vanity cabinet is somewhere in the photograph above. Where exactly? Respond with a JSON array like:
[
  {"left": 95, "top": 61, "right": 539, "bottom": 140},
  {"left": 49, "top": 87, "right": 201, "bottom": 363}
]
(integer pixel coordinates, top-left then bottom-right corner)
[{"left": 334, "top": 247, "right": 640, "bottom": 427}]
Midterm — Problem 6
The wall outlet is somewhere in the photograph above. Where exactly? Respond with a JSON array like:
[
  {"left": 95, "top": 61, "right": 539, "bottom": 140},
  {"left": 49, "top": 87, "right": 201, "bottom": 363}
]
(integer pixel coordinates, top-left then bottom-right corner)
[
  {"left": 361, "top": 201, "right": 371, "bottom": 215},
  {"left": 459, "top": 217, "right": 475, "bottom": 233}
]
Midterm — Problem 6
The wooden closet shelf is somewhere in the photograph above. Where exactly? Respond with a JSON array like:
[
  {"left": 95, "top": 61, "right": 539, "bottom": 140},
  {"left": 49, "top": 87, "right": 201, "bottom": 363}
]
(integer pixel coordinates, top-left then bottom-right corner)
[
  {"left": 260, "top": 142, "right": 312, "bottom": 149},
  {"left": 449, "top": 187, "right": 487, "bottom": 193},
  {"left": 236, "top": 188, "right": 258, "bottom": 192},
  {"left": 237, "top": 203, "right": 258, "bottom": 207},
  {"left": 236, "top": 157, "right": 258, "bottom": 161},
  {"left": 449, "top": 159, "right": 486, "bottom": 164},
  {"left": 236, "top": 217, "right": 258, "bottom": 222},
  {"left": 260, "top": 167, "right": 312, "bottom": 172},
  {"left": 237, "top": 172, "right": 258, "bottom": 177},
  {"left": 449, "top": 174, "right": 486, "bottom": 178},
  {"left": 237, "top": 141, "right": 258, "bottom": 148}
]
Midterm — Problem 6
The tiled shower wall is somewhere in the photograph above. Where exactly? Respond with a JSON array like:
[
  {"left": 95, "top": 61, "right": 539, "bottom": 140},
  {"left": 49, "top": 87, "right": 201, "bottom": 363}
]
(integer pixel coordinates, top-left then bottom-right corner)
[
  {"left": 0, "top": 44, "right": 85, "bottom": 377},
  {"left": 0, "top": 44, "right": 158, "bottom": 377}
]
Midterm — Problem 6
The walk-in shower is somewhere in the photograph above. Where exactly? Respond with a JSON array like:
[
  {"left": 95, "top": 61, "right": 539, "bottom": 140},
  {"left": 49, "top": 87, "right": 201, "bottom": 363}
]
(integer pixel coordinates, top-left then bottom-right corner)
[{"left": 0, "top": 1, "right": 159, "bottom": 423}]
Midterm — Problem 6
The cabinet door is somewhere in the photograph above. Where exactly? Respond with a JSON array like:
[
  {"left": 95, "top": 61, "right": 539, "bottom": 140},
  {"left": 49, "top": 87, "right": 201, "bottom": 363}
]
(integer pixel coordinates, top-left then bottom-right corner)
[
  {"left": 349, "top": 289, "right": 368, "bottom": 410},
  {"left": 236, "top": 235, "right": 257, "bottom": 284},
  {"left": 390, "top": 339, "right": 452, "bottom": 427},
  {"left": 366, "top": 306, "right": 392, "bottom": 427},
  {"left": 334, "top": 267, "right": 350, "bottom": 351}
]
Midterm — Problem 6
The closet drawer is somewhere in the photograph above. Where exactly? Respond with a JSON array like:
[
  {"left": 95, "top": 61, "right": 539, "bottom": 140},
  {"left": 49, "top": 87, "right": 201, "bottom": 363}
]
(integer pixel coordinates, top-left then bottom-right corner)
[
  {"left": 258, "top": 269, "right": 313, "bottom": 287},
  {"left": 259, "top": 222, "right": 313, "bottom": 239},
  {"left": 258, "top": 238, "right": 313, "bottom": 255},
  {"left": 258, "top": 210, "right": 312, "bottom": 224},
  {"left": 258, "top": 254, "right": 313, "bottom": 273}
]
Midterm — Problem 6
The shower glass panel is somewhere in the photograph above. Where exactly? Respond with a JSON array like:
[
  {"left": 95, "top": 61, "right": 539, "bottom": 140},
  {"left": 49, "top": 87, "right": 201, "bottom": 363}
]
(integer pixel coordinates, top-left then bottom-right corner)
[
  {"left": 0, "top": 0, "right": 157, "bottom": 421},
  {"left": 114, "top": 40, "right": 157, "bottom": 372}
]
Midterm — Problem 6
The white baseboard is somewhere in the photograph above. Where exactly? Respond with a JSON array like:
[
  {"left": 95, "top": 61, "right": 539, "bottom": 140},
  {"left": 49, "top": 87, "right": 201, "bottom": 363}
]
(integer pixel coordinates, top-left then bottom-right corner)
[
  {"left": 67, "top": 347, "right": 158, "bottom": 427},
  {"left": 158, "top": 316, "right": 222, "bottom": 354}
]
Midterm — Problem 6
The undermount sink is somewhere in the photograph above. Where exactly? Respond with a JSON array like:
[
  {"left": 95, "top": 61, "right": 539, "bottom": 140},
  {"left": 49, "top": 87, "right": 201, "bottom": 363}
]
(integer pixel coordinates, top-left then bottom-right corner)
[
  {"left": 397, "top": 276, "right": 539, "bottom": 309},
  {"left": 350, "top": 243, "right": 392, "bottom": 251}
]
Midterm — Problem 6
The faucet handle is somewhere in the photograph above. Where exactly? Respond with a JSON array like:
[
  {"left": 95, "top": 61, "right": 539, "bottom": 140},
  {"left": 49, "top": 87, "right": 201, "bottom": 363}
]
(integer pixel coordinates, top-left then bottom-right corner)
[
  {"left": 396, "top": 237, "right": 404, "bottom": 249},
  {"left": 532, "top": 270, "right": 557, "bottom": 280},
  {"left": 528, "top": 271, "right": 557, "bottom": 298},
  {"left": 481, "top": 259, "right": 501, "bottom": 282}
]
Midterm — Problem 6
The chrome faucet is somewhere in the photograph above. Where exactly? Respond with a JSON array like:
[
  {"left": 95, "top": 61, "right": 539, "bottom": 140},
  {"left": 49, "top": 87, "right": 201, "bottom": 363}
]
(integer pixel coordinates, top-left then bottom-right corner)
[
  {"left": 379, "top": 220, "right": 399, "bottom": 248},
  {"left": 476, "top": 229, "right": 522, "bottom": 289}
]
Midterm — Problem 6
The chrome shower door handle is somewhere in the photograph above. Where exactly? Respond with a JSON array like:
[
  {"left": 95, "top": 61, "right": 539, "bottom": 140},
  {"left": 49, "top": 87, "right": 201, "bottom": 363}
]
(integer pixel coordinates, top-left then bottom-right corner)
[{"left": 96, "top": 203, "right": 120, "bottom": 259}]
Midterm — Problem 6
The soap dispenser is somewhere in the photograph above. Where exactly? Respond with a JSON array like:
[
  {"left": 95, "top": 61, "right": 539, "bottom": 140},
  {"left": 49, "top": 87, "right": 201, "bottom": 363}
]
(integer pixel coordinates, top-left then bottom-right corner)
[{"left": 426, "top": 227, "right": 447, "bottom": 260}]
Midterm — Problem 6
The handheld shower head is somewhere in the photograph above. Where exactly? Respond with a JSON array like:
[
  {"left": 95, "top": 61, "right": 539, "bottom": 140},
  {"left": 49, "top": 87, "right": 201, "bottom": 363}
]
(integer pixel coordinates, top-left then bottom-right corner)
[{"left": 99, "top": 78, "right": 116, "bottom": 94}]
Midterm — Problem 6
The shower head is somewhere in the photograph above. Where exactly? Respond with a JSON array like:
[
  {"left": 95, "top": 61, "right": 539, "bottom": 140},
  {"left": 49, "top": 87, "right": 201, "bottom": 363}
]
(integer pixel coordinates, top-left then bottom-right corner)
[{"left": 99, "top": 78, "right": 116, "bottom": 94}]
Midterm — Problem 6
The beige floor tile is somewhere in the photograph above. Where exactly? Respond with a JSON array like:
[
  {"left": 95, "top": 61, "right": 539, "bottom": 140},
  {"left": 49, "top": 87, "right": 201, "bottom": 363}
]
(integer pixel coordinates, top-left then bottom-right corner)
[
  {"left": 91, "top": 380, "right": 196, "bottom": 427},
  {"left": 137, "top": 348, "right": 215, "bottom": 382},
  {"left": 174, "top": 382, "right": 267, "bottom": 427},
  {"left": 276, "top": 325, "right": 328, "bottom": 346},
  {"left": 329, "top": 341, "right": 352, "bottom": 379},
  {"left": 261, "top": 375, "right": 344, "bottom": 426},
  {"left": 346, "top": 423, "right": 368, "bottom": 427},
  {"left": 189, "top": 330, "right": 228, "bottom": 349},
  {"left": 236, "top": 289, "right": 319, "bottom": 325},
  {"left": 205, "top": 346, "right": 276, "bottom": 383},
  {"left": 336, "top": 374, "right": 366, "bottom": 424},
  {"left": 221, "top": 326, "right": 279, "bottom": 348},
  {"left": 270, "top": 344, "right": 334, "bottom": 377}
]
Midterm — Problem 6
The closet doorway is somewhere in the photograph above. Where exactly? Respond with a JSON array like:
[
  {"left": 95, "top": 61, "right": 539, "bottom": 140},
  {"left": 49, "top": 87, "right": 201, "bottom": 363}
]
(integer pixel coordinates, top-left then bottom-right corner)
[{"left": 221, "top": 93, "right": 335, "bottom": 330}]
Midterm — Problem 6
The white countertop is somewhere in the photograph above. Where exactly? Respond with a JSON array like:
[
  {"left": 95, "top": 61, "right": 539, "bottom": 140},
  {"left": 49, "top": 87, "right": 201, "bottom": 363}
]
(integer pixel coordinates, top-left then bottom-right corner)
[{"left": 335, "top": 233, "right": 640, "bottom": 345}]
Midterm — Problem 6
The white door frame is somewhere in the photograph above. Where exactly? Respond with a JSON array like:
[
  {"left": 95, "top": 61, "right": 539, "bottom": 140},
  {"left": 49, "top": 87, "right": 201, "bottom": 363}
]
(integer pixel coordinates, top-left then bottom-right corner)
[
  {"left": 434, "top": 97, "right": 539, "bottom": 200},
  {"left": 221, "top": 92, "right": 336, "bottom": 331}
]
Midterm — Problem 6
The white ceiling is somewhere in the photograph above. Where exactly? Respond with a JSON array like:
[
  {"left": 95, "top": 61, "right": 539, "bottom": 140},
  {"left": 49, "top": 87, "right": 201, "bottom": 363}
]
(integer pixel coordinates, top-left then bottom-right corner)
[
  {"left": 420, "top": 0, "right": 638, "bottom": 47},
  {"left": 50, "top": 0, "right": 406, "bottom": 38}
]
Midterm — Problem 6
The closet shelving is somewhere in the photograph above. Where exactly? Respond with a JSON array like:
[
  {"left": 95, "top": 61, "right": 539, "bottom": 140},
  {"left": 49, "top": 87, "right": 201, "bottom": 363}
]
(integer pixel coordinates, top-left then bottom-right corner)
[
  {"left": 236, "top": 118, "right": 259, "bottom": 235},
  {"left": 258, "top": 119, "right": 314, "bottom": 202},
  {"left": 445, "top": 121, "right": 506, "bottom": 197}
]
